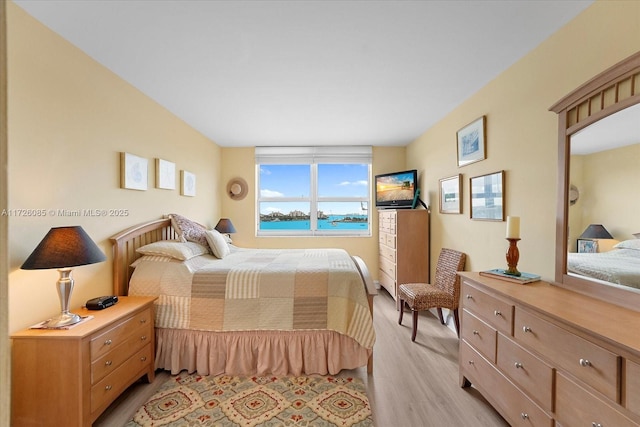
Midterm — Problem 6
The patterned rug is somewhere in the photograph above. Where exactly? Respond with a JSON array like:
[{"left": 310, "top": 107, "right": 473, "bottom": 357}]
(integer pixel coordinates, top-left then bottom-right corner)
[{"left": 126, "top": 373, "right": 373, "bottom": 427}]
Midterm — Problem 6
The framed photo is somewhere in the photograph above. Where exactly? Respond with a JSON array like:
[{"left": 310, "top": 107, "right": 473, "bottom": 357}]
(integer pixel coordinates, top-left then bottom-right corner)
[
  {"left": 439, "top": 174, "right": 462, "bottom": 214},
  {"left": 120, "top": 152, "right": 148, "bottom": 191},
  {"left": 180, "top": 170, "right": 196, "bottom": 197},
  {"left": 457, "top": 116, "right": 486, "bottom": 167},
  {"left": 578, "top": 239, "right": 598, "bottom": 253},
  {"left": 155, "top": 158, "right": 176, "bottom": 190},
  {"left": 470, "top": 170, "right": 504, "bottom": 221}
]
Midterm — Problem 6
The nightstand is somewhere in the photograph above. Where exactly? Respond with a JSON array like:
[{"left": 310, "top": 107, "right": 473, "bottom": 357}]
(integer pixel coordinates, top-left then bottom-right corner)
[{"left": 11, "top": 296, "right": 156, "bottom": 427}]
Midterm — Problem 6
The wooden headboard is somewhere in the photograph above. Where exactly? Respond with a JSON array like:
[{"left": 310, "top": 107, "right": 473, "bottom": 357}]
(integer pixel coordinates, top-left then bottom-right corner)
[{"left": 109, "top": 218, "right": 178, "bottom": 296}]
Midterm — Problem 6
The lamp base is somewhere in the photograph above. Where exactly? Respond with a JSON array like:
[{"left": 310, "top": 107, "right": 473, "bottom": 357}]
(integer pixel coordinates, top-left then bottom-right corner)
[{"left": 47, "top": 312, "right": 82, "bottom": 328}]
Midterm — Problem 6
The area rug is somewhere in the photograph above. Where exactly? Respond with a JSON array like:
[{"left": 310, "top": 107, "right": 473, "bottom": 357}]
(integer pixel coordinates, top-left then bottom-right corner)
[{"left": 125, "top": 373, "right": 373, "bottom": 427}]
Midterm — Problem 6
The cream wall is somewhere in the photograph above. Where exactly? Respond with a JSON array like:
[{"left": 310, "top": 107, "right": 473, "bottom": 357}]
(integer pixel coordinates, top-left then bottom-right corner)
[
  {"left": 220, "top": 145, "right": 407, "bottom": 275},
  {"left": 7, "top": 2, "right": 222, "bottom": 332},
  {"left": 569, "top": 143, "right": 640, "bottom": 249},
  {"left": 407, "top": 0, "right": 640, "bottom": 281}
]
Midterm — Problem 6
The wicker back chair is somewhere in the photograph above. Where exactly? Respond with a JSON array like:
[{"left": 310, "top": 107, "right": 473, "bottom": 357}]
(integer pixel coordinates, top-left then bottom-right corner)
[{"left": 397, "top": 248, "right": 466, "bottom": 342}]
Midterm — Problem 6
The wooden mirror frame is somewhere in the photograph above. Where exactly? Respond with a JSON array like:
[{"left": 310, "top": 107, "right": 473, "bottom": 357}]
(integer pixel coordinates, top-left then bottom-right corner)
[{"left": 550, "top": 50, "right": 640, "bottom": 311}]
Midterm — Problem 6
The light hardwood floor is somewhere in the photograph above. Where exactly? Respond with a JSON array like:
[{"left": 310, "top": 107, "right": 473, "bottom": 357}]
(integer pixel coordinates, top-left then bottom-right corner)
[{"left": 94, "top": 289, "right": 508, "bottom": 426}]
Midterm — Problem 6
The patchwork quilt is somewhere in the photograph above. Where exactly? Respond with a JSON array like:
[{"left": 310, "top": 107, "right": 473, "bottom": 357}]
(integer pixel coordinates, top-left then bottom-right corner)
[{"left": 129, "top": 248, "right": 375, "bottom": 349}]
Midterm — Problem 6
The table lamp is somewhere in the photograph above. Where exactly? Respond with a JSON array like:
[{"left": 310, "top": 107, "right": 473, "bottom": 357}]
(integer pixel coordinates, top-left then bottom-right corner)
[
  {"left": 214, "top": 218, "right": 236, "bottom": 238},
  {"left": 579, "top": 224, "right": 613, "bottom": 239},
  {"left": 21, "top": 226, "right": 106, "bottom": 327}
]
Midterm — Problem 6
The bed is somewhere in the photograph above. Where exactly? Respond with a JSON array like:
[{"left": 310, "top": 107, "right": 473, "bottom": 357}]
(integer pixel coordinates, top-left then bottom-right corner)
[
  {"left": 110, "top": 217, "right": 376, "bottom": 376},
  {"left": 567, "top": 239, "right": 640, "bottom": 289}
]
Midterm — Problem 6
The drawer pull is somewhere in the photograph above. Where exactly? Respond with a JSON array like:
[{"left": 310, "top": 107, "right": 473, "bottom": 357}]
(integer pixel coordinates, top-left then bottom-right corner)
[
  {"left": 580, "top": 358, "right": 592, "bottom": 367},
  {"left": 466, "top": 294, "right": 473, "bottom": 299},
  {"left": 140, "top": 356, "right": 147, "bottom": 362},
  {"left": 514, "top": 362, "right": 523, "bottom": 369},
  {"left": 104, "top": 360, "right": 112, "bottom": 366},
  {"left": 472, "top": 330, "right": 479, "bottom": 335},
  {"left": 105, "top": 385, "right": 112, "bottom": 391},
  {"left": 104, "top": 339, "right": 112, "bottom": 346},
  {"left": 468, "top": 360, "right": 474, "bottom": 365},
  {"left": 494, "top": 310, "right": 502, "bottom": 316},
  {"left": 140, "top": 318, "right": 147, "bottom": 324},
  {"left": 591, "top": 423, "right": 603, "bottom": 427},
  {"left": 520, "top": 413, "right": 529, "bottom": 420},
  {"left": 141, "top": 335, "right": 147, "bottom": 341},
  {"left": 522, "top": 326, "right": 532, "bottom": 333}
]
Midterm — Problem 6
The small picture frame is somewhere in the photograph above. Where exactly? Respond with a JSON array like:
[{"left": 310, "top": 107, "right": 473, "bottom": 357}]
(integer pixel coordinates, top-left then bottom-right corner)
[
  {"left": 578, "top": 239, "right": 598, "bottom": 253},
  {"left": 155, "top": 158, "right": 176, "bottom": 190},
  {"left": 457, "top": 116, "right": 486, "bottom": 167},
  {"left": 181, "top": 170, "right": 196, "bottom": 197},
  {"left": 470, "top": 170, "right": 504, "bottom": 221},
  {"left": 120, "top": 152, "right": 148, "bottom": 191},
  {"left": 439, "top": 174, "right": 462, "bottom": 214}
]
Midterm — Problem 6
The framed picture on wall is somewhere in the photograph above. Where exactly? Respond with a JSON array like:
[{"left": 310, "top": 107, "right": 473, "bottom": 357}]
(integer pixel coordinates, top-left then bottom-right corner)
[
  {"left": 470, "top": 170, "right": 504, "bottom": 221},
  {"left": 156, "top": 158, "right": 176, "bottom": 190},
  {"left": 439, "top": 174, "right": 462, "bottom": 214},
  {"left": 181, "top": 170, "right": 196, "bottom": 197},
  {"left": 120, "top": 152, "right": 148, "bottom": 191},
  {"left": 457, "top": 116, "right": 486, "bottom": 167}
]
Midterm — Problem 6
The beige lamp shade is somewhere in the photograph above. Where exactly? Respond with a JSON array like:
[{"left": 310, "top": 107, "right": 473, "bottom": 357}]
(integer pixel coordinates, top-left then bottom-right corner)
[{"left": 226, "top": 177, "right": 248, "bottom": 200}]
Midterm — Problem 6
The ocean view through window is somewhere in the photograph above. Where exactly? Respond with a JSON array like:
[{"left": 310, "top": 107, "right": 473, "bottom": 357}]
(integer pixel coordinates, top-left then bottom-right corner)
[{"left": 256, "top": 146, "right": 372, "bottom": 236}]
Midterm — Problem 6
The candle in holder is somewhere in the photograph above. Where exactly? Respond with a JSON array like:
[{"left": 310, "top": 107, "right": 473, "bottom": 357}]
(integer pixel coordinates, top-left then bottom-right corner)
[{"left": 506, "top": 216, "right": 520, "bottom": 239}]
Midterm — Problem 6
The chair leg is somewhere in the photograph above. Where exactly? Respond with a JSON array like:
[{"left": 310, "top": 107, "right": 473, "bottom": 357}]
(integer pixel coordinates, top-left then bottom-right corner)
[
  {"left": 398, "top": 299, "right": 404, "bottom": 325},
  {"left": 453, "top": 309, "right": 460, "bottom": 338},
  {"left": 411, "top": 310, "right": 418, "bottom": 342},
  {"left": 437, "top": 307, "right": 445, "bottom": 325}
]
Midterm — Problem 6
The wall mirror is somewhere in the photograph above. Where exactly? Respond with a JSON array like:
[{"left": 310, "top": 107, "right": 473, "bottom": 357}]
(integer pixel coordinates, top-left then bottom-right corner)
[{"left": 551, "top": 51, "right": 640, "bottom": 311}]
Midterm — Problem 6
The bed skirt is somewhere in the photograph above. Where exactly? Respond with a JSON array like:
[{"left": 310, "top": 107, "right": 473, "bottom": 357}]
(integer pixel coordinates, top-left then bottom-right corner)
[{"left": 155, "top": 328, "right": 373, "bottom": 376}]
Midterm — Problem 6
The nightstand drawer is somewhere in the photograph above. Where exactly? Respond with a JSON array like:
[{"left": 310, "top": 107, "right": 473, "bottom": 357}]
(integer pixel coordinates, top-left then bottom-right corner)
[
  {"left": 461, "top": 281, "right": 513, "bottom": 335},
  {"left": 91, "top": 344, "right": 152, "bottom": 414},
  {"left": 462, "top": 309, "right": 497, "bottom": 363},
  {"left": 91, "top": 320, "right": 152, "bottom": 384},
  {"left": 90, "top": 308, "right": 152, "bottom": 361},
  {"left": 515, "top": 307, "right": 619, "bottom": 401}
]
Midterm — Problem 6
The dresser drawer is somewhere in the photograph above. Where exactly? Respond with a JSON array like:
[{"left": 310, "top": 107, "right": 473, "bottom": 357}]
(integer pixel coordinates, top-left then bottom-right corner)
[
  {"left": 91, "top": 320, "right": 152, "bottom": 384},
  {"left": 462, "top": 309, "right": 497, "bottom": 363},
  {"left": 379, "top": 257, "right": 396, "bottom": 282},
  {"left": 379, "top": 243, "right": 396, "bottom": 263},
  {"left": 461, "top": 281, "right": 513, "bottom": 335},
  {"left": 497, "top": 332, "right": 553, "bottom": 411},
  {"left": 378, "top": 269, "right": 395, "bottom": 297},
  {"left": 624, "top": 359, "right": 640, "bottom": 415},
  {"left": 556, "top": 372, "right": 637, "bottom": 427},
  {"left": 91, "top": 344, "right": 153, "bottom": 414},
  {"left": 460, "top": 341, "right": 553, "bottom": 427},
  {"left": 91, "top": 308, "right": 152, "bottom": 361},
  {"left": 514, "top": 308, "right": 619, "bottom": 401}
]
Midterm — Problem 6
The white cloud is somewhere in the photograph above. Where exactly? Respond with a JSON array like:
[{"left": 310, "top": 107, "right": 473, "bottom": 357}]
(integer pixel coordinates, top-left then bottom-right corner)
[{"left": 260, "top": 189, "right": 284, "bottom": 197}]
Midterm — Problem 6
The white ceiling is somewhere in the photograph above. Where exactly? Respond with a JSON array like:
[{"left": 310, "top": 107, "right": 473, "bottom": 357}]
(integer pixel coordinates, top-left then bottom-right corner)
[{"left": 14, "top": 0, "right": 593, "bottom": 147}]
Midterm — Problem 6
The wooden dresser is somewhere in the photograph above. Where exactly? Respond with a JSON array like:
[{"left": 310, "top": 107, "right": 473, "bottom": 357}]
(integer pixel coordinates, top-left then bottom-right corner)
[
  {"left": 458, "top": 272, "right": 640, "bottom": 426},
  {"left": 11, "top": 296, "right": 156, "bottom": 427},
  {"left": 378, "top": 209, "right": 429, "bottom": 305}
]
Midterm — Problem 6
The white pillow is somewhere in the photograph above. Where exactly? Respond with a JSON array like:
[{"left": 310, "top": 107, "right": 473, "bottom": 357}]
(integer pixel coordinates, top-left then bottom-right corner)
[
  {"left": 205, "top": 229, "right": 230, "bottom": 259},
  {"left": 614, "top": 239, "right": 640, "bottom": 251},
  {"left": 136, "top": 240, "right": 210, "bottom": 260}
]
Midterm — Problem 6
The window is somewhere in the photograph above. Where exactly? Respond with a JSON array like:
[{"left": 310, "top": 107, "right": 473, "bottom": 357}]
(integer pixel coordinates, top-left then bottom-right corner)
[{"left": 256, "top": 146, "right": 372, "bottom": 236}]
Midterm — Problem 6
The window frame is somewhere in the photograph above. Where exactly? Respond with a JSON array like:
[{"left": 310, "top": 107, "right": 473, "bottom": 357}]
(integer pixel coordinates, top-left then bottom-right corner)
[{"left": 256, "top": 146, "right": 372, "bottom": 237}]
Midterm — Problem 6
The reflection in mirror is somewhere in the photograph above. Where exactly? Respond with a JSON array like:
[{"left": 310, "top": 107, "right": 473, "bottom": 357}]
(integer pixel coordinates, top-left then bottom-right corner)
[{"left": 566, "top": 103, "right": 640, "bottom": 291}]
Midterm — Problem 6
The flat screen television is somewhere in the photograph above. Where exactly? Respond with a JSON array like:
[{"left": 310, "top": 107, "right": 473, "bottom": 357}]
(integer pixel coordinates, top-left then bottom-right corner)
[{"left": 374, "top": 169, "right": 418, "bottom": 209}]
